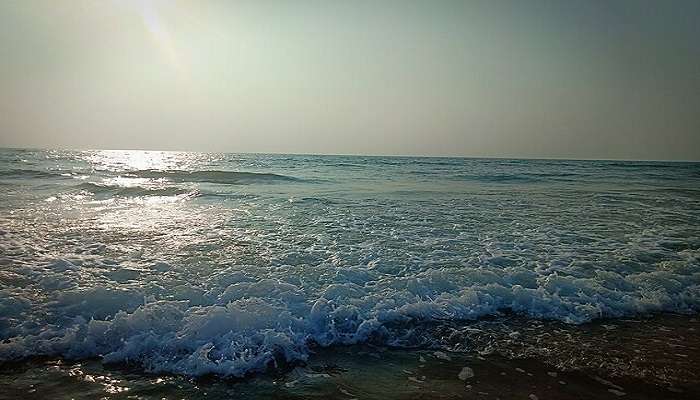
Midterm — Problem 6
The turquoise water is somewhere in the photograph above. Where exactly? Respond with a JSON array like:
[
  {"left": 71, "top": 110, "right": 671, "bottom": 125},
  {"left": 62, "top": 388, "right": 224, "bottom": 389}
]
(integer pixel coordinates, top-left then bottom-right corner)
[{"left": 0, "top": 148, "right": 699, "bottom": 379}]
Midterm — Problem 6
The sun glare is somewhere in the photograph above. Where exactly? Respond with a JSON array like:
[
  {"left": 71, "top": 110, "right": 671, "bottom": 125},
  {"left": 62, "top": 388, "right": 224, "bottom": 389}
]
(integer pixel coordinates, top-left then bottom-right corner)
[{"left": 119, "top": 0, "right": 184, "bottom": 72}]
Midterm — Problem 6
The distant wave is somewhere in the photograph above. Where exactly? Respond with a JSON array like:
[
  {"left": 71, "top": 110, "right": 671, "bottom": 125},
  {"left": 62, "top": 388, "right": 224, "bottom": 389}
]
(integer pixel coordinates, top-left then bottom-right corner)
[
  {"left": 406, "top": 170, "right": 580, "bottom": 183},
  {"left": 0, "top": 169, "right": 70, "bottom": 180},
  {"left": 604, "top": 161, "right": 695, "bottom": 169},
  {"left": 75, "top": 182, "right": 196, "bottom": 197},
  {"left": 454, "top": 174, "right": 541, "bottom": 183},
  {"left": 326, "top": 163, "right": 366, "bottom": 169},
  {"left": 127, "top": 170, "right": 299, "bottom": 185}
]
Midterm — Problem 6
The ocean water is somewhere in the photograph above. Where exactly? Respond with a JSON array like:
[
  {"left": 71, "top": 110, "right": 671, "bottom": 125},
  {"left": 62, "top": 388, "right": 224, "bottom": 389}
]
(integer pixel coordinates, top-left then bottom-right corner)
[{"left": 1, "top": 148, "right": 699, "bottom": 381}]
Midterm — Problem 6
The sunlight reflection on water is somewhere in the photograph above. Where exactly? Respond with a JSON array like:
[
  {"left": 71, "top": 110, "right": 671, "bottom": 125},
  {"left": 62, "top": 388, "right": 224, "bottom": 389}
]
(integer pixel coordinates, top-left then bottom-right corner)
[{"left": 84, "top": 149, "right": 210, "bottom": 172}]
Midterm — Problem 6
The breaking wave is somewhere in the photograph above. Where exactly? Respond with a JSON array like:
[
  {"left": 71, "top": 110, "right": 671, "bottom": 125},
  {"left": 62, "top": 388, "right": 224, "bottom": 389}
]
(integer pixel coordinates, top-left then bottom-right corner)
[{"left": 0, "top": 256, "right": 698, "bottom": 377}]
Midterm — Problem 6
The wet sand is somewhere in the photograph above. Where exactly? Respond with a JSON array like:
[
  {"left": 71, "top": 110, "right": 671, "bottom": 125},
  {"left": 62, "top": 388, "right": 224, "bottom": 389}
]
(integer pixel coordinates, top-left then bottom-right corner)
[{"left": 1, "top": 313, "right": 698, "bottom": 399}]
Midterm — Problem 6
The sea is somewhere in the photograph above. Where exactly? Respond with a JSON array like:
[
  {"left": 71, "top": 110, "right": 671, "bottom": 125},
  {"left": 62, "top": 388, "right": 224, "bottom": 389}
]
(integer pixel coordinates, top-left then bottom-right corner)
[{"left": 0, "top": 148, "right": 699, "bottom": 399}]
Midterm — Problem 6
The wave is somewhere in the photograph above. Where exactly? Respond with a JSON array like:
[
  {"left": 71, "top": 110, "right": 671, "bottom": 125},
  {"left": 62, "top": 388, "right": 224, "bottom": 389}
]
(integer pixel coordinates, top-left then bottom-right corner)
[
  {"left": 75, "top": 182, "right": 196, "bottom": 197},
  {"left": 407, "top": 170, "right": 578, "bottom": 183},
  {"left": 0, "top": 263, "right": 698, "bottom": 377},
  {"left": 0, "top": 169, "right": 70, "bottom": 180},
  {"left": 453, "top": 174, "right": 541, "bottom": 183},
  {"left": 128, "top": 170, "right": 299, "bottom": 185},
  {"left": 605, "top": 161, "right": 698, "bottom": 169}
]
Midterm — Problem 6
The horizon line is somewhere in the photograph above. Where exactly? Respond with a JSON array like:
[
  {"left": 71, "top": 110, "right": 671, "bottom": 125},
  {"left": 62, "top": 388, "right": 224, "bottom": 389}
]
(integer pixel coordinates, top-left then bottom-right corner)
[{"left": 1, "top": 145, "right": 699, "bottom": 164}]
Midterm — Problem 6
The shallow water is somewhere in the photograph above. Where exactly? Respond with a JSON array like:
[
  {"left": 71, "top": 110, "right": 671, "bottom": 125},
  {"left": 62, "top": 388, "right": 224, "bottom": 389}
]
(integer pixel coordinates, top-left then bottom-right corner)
[
  {"left": 2, "top": 315, "right": 698, "bottom": 399},
  {"left": 0, "top": 149, "right": 699, "bottom": 386}
]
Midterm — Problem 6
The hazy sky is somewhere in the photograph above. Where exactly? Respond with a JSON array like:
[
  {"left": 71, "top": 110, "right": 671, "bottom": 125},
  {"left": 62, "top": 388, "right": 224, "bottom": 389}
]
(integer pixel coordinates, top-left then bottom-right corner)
[{"left": 1, "top": 0, "right": 698, "bottom": 159}]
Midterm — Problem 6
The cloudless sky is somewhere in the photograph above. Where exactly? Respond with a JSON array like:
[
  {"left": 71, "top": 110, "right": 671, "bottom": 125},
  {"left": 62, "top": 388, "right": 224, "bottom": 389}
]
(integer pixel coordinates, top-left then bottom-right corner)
[{"left": 1, "top": 0, "right": 699, "bottom": 160}]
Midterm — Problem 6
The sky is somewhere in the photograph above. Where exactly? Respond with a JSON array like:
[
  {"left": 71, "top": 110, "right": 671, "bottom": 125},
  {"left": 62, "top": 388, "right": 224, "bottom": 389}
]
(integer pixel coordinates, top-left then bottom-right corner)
[{"left": 0, "top": 0, "right": 698, "bottom": 160}]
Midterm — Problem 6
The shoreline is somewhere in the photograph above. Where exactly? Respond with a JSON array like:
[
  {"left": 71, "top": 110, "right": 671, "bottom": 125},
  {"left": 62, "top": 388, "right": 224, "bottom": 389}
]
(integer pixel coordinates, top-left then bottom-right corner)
[{"left": 2, "top": 312, "right": 698, "bottom": 399}]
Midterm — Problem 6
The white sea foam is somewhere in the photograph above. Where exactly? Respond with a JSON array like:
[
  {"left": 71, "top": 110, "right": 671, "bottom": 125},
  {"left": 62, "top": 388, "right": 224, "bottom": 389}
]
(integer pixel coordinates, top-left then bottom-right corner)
[{"left": 1, "top": 247, "right": 697, "bottom": 376}]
